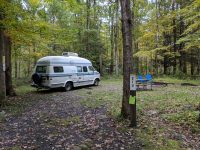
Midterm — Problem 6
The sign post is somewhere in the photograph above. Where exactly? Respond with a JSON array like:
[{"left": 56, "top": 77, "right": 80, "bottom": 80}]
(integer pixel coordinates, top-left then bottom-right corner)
[{"left": 129, "top": 74, "right": 137, "bottom": 127}]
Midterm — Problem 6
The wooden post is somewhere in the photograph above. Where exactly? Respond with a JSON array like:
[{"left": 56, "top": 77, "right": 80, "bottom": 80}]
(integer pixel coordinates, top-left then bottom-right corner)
[{"left": 129, "top": 74, "right": 137, "bottom": 127}]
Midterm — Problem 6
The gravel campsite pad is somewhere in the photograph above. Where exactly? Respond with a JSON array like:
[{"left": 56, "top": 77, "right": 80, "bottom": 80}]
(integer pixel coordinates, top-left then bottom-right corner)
[{"left": 0, "top": 86, "right": 141, "bottom": 150}]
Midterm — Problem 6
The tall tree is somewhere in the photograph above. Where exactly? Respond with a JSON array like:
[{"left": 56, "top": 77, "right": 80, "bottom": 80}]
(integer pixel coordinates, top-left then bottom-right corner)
[
  {"left": 172, "top": 0, "right": 177, "bottom": 75},
  {"left": 4, "top": 35, "right": 16, "bottom": 96},
  {"left": 114, "top": 0, "right": 119, "bottom": 75},
  {"left": 120, "top": 0, "right": 133, "bottom": 117},
  {"left": 86, "top": 0, "right": 91, "bottom": 30},
  {"left": 0, "top": 10, "right": 6, "bottom": 104},
  {"left": 109, "top": 3, "right": 114, "bottom": 74}
]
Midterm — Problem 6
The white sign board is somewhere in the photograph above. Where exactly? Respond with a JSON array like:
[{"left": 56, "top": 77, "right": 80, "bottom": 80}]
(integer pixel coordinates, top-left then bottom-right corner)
[{"left": 130, "top": 74, "right": 136, "bottom": 91}]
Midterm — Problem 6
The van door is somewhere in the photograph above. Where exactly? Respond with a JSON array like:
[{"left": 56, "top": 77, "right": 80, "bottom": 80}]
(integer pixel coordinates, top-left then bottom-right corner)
[
  {"left": 83, "top": 66, "right": 93, "bottom": 85},
  {"left": 76, "top": 66, "right": 84, "bottom": 86},
  {"left": 52, "top": 66, "right": 65, "bottom": 87}
]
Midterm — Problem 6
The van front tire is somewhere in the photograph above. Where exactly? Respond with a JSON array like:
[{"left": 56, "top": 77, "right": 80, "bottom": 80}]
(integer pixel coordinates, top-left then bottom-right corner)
[
  {"left": 94, "top": 79, "right": 99, "bottom": 86},
  {"left": 64, "top": 82, "right": 73, "bottom": 91}
]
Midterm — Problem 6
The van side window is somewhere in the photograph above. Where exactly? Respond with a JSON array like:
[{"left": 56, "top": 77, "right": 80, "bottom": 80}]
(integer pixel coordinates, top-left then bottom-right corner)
[
  {"left": 36, "top": 66, "right": 47, "bottom": 73},
  {"left": 83, "top": 66, "right": 88, "bottom": 72},
  {"left": 77, "top": 66, "right": 82, "bottom": 72},
  {"left": 54, "top": 66, "right": 64, "bottom": 73}
]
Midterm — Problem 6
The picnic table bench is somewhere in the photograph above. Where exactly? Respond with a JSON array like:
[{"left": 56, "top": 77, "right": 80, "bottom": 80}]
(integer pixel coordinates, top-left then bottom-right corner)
[{"left": 136, "top": 74, "right": 152, "bottom": 90}]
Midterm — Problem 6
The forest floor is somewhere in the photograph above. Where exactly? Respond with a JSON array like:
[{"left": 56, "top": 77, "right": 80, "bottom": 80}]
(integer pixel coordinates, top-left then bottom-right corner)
[
  {"left": 0, "top": 77, "right": 200, "bottom": 150},
  {"left": 0, "top": 85, "right": 142, "bottom": 150}
]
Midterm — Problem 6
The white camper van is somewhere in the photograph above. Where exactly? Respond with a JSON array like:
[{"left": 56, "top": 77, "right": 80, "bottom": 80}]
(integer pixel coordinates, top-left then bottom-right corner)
[{"left": 31, "top": 52, "right": 100, "bottom": 91}]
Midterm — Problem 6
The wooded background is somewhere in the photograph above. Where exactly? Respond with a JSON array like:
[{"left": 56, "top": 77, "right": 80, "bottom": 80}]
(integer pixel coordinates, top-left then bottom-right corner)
[{"left": 0, "top": 0, "right": 199, "bottom": 100}]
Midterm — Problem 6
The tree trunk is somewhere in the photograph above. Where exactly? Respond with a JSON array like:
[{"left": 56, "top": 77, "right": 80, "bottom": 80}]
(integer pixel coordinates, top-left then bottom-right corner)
[
  {"left": 110, "top": 6, "right": 114, "bottom": 74},
  {"left": 18, "top": 60, "right": 21, "bottom": 78},
  {"left": 93, "top": 0, "right": 97, "bottom": 29},
  {"left": 4, "top": 35, "right": 16, "bottom": 96},
  {"left": 99, "top": 51, "right": 103, "bottom": 75},
  {"left": 190, "top": 53, "right": 194, "bottom": 75},
  {"left": 132, "top": 0, "right": 139, "bottom": 74},
  {"left": 27, "top": 48, "right": 31, "bottom": 77},
  {"left": 163, "top": 33, "right": 169, "bottom": 75},
  {"left": 114, "top": 0, "right": 119, "bottom": 75},
  {"left": 197, "top": 50, "right": 200, "bottom": 75},
  {"left": 86, "top": 0, "right": 90, "bottom": 30},
  {"left": 198, "top": 103, "right": 200, "bottom": 122},
  {"left": 33, "top": 42, "right": 37, "bottom": 66},
  {"left": 172, "top": 0, "right": 177, "bottom": 75},
  {"left": 0, "top": 26, "right": 6, "bottom": 104},
  {"left": 182, "top": 53, "right": 187, "bottom": 74},
  {"left": 179, "top": 2, "right": 186, "bottom": 75},
  {"left": 14, "top": 46, "right": 18, "bottom": 79},
  {"left": 164, "top": 56, "right": 168, "bottom": 75},
  {"left": 120, "top": 0, "right": 133, "bottom": 118},
  {"left": 155, "top": 0, "right": 159, "bottom": 75},
  {"left": 86, "top": 0, "right": 91, "bottom": 58}
]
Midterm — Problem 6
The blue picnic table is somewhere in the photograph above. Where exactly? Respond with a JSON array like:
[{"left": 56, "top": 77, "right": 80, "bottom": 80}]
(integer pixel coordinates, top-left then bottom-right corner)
[{"left": 136, "top": 74, "right": 152, "bottom": 90}]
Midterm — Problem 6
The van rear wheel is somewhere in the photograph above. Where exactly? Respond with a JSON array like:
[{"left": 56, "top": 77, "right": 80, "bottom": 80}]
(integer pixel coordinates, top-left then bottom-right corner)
[
  {"left": 64, "top": 82, "right": 73, "bottom": 91},
  {"left": 94, "top": 79, "right": 99, "bottom": 86}
]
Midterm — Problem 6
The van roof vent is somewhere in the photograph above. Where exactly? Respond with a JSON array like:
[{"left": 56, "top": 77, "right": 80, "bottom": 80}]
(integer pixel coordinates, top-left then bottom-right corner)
[{"left": 62, "top": 52, "right": 78, "bottom": 57}]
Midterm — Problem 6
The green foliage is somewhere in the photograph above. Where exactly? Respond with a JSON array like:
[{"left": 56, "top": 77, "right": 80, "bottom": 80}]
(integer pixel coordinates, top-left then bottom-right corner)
[
  {"left": 133, "top": 0, "right": 200, "bottom": 75},
  {"left": 1, "top": 0, "right": 199, "bottom": 78},
  {"left": 177, "top": 0, "right": 200, "bottom": 50},
  {"left": 1, "top": 0, "right": 113, "bottom": 78},
  {"left": 76, "top": 29, "right": 105, "bottom": 70}
]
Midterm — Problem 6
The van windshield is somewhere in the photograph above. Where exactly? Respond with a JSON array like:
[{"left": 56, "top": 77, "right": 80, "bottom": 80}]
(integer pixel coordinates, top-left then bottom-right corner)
[
  {"left": 36, "top": 66, "right": 47, "bottom": 73},
  {"left": 88, "top": 66, "right": 95, "bottom": 71}
]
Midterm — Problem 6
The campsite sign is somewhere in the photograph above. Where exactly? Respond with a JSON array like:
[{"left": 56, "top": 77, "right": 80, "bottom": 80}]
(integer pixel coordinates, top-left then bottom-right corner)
[{"left": 129, "top": 74, "right": 137, "bottom": 127}]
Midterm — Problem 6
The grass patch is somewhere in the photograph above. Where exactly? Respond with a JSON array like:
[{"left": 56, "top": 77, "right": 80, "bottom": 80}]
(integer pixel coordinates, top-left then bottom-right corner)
[
  {"left": 137, "top": 82, "right": 200, "bottom": 149},
  {"left": 15, "top": 85, "right": 35, "bottom": 95},
  {"left": 10, "top": 146, "right": 22, "bottom": 150},
  {"left": 78, "top": 76, "right": 200, "bottom": 149},
  {"left": 154, "top": 76, "right": 200, "bottom": 85},
  {"left": 1, "top": 81, "right": 36, "bottom": 117},
  {"left": 2, "top": 98, "right": 35, "bottom": 117},
  {"left": 136, "top": 126, "right": 184, "bottom": 150},
  {"left": 1, "top": 85, "right": 37, "bottom": 117},
  {"left": 13, "top": 77, "right": 35, "bottom": 95},
  {"left": 164, "top": 111, "right": 200, "bottom": 133},
  {"left": 79, "top": 82, "right": 122, "bottom": 117}
]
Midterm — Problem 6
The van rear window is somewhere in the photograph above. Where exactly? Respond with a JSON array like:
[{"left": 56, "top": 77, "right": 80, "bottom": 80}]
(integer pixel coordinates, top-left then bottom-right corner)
[
  {"left": 36, "top": 66, "right": 47, "bottom": 73},
  {"left": 54, "top": 66, "right": 64, "bottom": 73}
]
